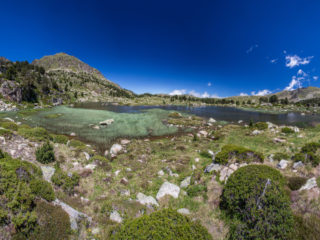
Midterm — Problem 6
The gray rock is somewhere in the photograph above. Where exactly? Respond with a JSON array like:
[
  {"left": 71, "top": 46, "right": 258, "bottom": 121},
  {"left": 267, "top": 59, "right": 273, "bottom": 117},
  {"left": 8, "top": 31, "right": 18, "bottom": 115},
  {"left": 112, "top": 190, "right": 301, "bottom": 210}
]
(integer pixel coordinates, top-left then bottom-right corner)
[
  {"left": 41, "top": 166, "right": 55, "bottom": 182},
  {"left": 177, "top": 208, "right": 191, "bottom": 215},
  {"left": 110, "top": 211, "right": 122, "bottom": 223},
  {"left": 277, "top": 160, "right": 289, "bottom": 169},
  {"left": 120, "top": 139, "right": 130, "bottom": 145},
  {"left": 99, "top": 119, "right": 114, "bottom": 125},
  {"left": 158, "top": 170, "right": 164, "bottom": 176},
  {"left": 208, "top": 118, "right": 216, "bottom": 123},
  {"left": 180, "top": 176, "right": 191, "bottom": 188},
  {"left": 252, "top": 130, "right": 262, "bottom": 135},
  {"left": 156, "top": 182, "right": 180, "bottom": 200},
  {"left": 84, "top": 164, "right": 97, "bottom": 170},
  {"left": 293, "top": 161, "right": 304, "bottom": 169},
  {"left": 110, "top": 144, "right": 122, "bottom": 156},
  {"left": 299, "top": 177, "right": 317, "bottom": 191},
  {"left": 0, "top": 81, "right": 22, "bottom": 103},
  {"left": 53, "top": 199, "right": 91, "bottom": 230},
  {"left": 137, "top": 192, "right": 159, "bottom": 206},
  {"left": 83, "top": 152, "right": 90, "bottom": 161},
  {"left": 219, "top": 167, "right": 234, "bottom": 182},
  {"left": 204, "top": 163, "right": 221, "bottom": 173}
]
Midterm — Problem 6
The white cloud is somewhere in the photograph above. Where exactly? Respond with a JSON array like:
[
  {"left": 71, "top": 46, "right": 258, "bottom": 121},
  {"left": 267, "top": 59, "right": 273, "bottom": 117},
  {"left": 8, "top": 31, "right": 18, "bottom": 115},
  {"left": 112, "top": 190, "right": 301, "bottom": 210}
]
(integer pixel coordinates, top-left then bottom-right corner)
[
  {"left": 240, "top": 92, "right": 249, "bottom": 96},
  {"left": 270, "top": 59, "right": 278, "bottom": 64},
  {"left": 285, "top": 55, "right": 313, "bottom": 68},
  {"left": 169, "top": 89, "right": 186, "bottom": 96},
  {"left": 207, "top": 82, "right": 212, "bottom": 87},
  {"left": 251, "top": 89, "right": 271, "bottom": 96},
  {"left": 211, "top": 94, "right": 221, "bottom": 98},
  {"left": 246, "top": 44, "right": 258, "bottom": 54},
  {"left": 313, "top": 76, "right": 319, "bottom": 81},
  {"left": 297, "top": 69, "right": 308, "bottom": 77},
  {"left": 284, "top": 76, "right": 302, "bottom": 91}
]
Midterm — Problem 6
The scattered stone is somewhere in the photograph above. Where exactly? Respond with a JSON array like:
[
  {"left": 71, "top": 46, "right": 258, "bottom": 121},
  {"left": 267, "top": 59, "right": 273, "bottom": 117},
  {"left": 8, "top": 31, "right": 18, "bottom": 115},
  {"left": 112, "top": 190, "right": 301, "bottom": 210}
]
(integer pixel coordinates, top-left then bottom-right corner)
[
  {"left": 252, "top": 130, "right": 262, "bottom": 135},
  {"left": 99, "top": 119, "right": 114, "bottom": 125},
  {"left": 238, "top": 120, "right": 243, "bottom": 124},
  {"left": 293, "top": 161, "right": 304, "bottom": 169},
  {"left": 219, "top": 167, "right": 234, "bottom": 182},
  {"left": 156, "top": 182, "right": 180, "bottom": 200},
  {"left": 137, "top": 192, "right": 159, "bottom": 206},
  {"left": 208, "top": 118, "right": 216, "bottom": 123},
  {"left": 104, "top": 150, "right": 109, "bottom": 157},
  {"left": 120, "top": 189, "right": 130, "bottom": 196},
  {"left": 110, "top": 144, "right": 123, "bottom": 156},
  {"left": 177, "top": 208, "right": 190, "bottom": 215},
  {"left": 195, "top": 158, "right": 200, "bottom": 162},
  {"left": 273, "top": 138, "right": 286, "bottom": 143},
  {"left": 180, "top": 176, "right": 191, "bottom": 188},
  {"left": 277, "top": 160, "right": 289, "bottom": 169},
  {"left": 120, "top": 177, "right": 128, "bottom": 185},
  {"left": 93, "top": 125, "right": 100, "bottom": 130},
  {"left": 192, "top": 164, "right": 196, "bottom": 170},
  {"left": 92, "top": 228, "right": 100, "bottom": 235},
  {"left": 110, "top": 211, "right": 122, "bottom": 223},
  {"left": 41, "top": 166, "right": 55, "bottom": 182},
  {"left": 299, "top": 177, "right": 317, "bottom": 191},
  {"left": 198, "top": 130, "right": 208, "bottom": 137},
  {"left": 115, "top": 170, "right": 121, "bottom": 176},
  {"left": 229, "top": 163, "right": 238, "bottom": 171},
  {"left": 70, "top": 132, "right": 76, "bottom": 137},
  {"left": 53, "top": 199, "right": 91, "bottom": 230},
  {"left": 85, "top": 164, "right": 97, "bottom": 170},
  {"left": 120, "top": 139, "right": 130, "bottom": 145},
  {"left": 204, "top": 163, "right": 221, "bottom": 173},
  {"left": 158, "top": 170, "right": 164, "bottom": 176},
  {"left": 268, "top": 154, "right": 274, "bottom": 162},
  {"left": 83, "top": 152, "right": 90, "bottom": 161}
]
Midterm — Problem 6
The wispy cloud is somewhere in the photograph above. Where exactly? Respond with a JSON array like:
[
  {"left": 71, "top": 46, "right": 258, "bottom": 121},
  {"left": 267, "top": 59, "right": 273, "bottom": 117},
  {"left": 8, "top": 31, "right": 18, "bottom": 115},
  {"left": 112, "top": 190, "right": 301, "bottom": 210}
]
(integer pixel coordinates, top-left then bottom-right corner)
[
  {"left": 240, "top": 92, "right": 249, "bottom": 96},
  {"left": 270, "top": 58, "right": 278, "bottom": 64},
  {"left": 207, "top": 82, "right": 211, "bottom": 87},
  {"left": 246, "top": 44, "right": 259, "bottom": 54},
  {"left": 285, "top": 55, "right": 313, "bottom": 68},
  {"left": 313, "top": 76, "right": 319, "bottom": 81},
  {"left": 297, "top": 69, "right": 307, "bottom": 77},
  {"left": 169, "top": 89, "right": 186, "bottom": 96},
  {"left": 251, "top": 89, "right": 271, "bottom": 96},
  {"left": 284, "top": 76, "right": 302, "bottom": 91}
]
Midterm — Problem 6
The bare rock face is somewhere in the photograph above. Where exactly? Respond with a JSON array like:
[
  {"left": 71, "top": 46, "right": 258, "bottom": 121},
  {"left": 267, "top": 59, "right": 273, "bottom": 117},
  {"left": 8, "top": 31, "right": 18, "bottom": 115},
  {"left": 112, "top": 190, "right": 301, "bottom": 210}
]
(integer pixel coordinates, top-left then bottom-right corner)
[{"left": 0, "top": 80, "right": 22, "bottom": 102}]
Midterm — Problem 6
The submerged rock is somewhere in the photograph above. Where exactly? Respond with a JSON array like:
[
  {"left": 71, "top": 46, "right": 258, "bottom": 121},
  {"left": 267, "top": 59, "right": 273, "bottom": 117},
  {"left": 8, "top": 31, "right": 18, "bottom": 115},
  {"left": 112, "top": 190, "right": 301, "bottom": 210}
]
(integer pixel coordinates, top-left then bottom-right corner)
[{"left": 156, "top": 182, "right": 180, "bottom": 200}]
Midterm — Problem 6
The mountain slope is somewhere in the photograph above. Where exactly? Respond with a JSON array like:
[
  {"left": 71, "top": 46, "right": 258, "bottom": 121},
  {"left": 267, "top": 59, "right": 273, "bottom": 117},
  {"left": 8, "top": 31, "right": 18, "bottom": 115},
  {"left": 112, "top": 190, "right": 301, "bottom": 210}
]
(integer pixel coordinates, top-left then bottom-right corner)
[{"left": 271, "top": 87, "right": 320, "bottom": 103}]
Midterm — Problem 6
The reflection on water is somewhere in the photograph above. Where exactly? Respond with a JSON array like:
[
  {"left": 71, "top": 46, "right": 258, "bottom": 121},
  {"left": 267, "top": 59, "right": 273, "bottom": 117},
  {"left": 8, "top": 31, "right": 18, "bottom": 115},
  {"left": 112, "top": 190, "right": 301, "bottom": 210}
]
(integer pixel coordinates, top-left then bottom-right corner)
[{"left": 74, "top": 102, "right": 320, "bottom": 126}]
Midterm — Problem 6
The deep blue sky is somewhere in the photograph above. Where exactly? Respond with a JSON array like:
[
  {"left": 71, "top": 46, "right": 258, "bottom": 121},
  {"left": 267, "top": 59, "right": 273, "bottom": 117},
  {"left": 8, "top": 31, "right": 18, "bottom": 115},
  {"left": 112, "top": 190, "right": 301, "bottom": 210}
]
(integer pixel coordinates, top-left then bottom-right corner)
[{"left": 1, "top": 0, "right": 320, "bottom": 97}]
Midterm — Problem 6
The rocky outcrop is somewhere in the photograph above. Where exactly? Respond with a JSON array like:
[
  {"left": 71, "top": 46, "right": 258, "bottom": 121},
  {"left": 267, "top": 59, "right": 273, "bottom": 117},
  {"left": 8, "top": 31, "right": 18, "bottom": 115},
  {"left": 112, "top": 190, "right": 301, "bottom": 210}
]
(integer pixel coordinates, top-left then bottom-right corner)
[{"left": 0, "top": 80, "right": 22, "bottom": 102}]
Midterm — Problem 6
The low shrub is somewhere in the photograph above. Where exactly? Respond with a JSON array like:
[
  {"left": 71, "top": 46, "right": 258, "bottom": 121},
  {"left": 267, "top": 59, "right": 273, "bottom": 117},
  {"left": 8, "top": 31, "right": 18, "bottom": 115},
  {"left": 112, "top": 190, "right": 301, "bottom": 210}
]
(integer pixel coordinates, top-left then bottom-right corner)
[
  {"left": 50, "top": 134, "right": 68, "bottom": 144},
  {"left": 199, "top": 150, "right": 212, "bottom": 159},
  {"left": 215, "top": 144, "right": 264, "bottom": 165},
  {"left": 290, "top": 214, "right": 320, "bottom": 240},
  {"left": 36, "top": 142, "right": 55, "bottom": 164},
  {"left": 281, "top": 127, "right": 295, "bottom": 134},
  {"left": 31, "top": 200, "right": 70, "bottom": 240},
  {"left": 30, "top": 178, "right": 55, "bottom": 201},
  {"left": 110, "top": 208, "right": 212, "bottom": 240},
  {"left": 254, "top": 122, "right": 268, "bottom": 130},
  {"left": 273, "top": 152, "right": 290, "bottom": 161},
  {"left": 69, "top": 139, "right": 86, "bottom": 148},
  {"left": 18, "top": 127, "right": 51, "bottom": 141},
  {"left": 220, "top": 165, "right": 293, "bottom": 240},
  {"left": 52, "top": 168, "right": 79, "bottom": 194},
  {"left": 168, "top": 112, "right": 182, "bottom": 118},
  {"left": 186, "top": 184, "right": 207, "bottom": 197},
  {"left": 287, "top": 176, "right": 307, "bottom": 191},
  {"left": 293, "top": 142, "right": 320, "bottom": 167},
  {"left": 0, "top": 121, "right": 18, "bottom": 131},
  {"left": 301, "top": 142, "right": 320, "bottom": 153},
  {"left": 0, "top": 128, "right": 13, "bottom": 136}
]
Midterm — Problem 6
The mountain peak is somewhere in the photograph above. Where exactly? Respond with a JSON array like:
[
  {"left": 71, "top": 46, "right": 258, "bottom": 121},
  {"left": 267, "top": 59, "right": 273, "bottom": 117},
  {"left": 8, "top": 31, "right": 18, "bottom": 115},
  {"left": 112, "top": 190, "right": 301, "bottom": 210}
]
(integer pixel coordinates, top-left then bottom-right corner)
[{"left": 32, "top": 53, "right": 104, "bottom": 78}]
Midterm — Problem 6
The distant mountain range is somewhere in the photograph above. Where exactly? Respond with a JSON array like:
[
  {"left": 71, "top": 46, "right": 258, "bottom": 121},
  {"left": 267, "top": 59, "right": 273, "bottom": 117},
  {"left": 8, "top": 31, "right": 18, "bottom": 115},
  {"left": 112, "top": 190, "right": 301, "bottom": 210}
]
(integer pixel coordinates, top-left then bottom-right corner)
[{"left": 0, "top": 52, "right": 320, "bottom": 105}]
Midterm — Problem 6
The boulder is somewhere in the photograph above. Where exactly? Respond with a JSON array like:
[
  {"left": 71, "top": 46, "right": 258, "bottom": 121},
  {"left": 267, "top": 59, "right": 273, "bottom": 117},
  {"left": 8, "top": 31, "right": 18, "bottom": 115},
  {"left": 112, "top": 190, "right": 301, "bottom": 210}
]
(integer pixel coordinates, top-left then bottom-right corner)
[
  {"left": 208, "top": 118, "right": 216, "bottom": 123},
  {"left": 156, "top": 182, "right": 180, "bottom": 200},
  {"left": 277, "top": 160, "right": 289, "bottom": 169},
  {"left": 177, "top": 208, "right": 191, "bottom": 215},
  {"left": 252, "top": 130, "right": 262, "bottom": 135},
  {"left": 198, "top": 130, "right": 208, "bottom": 137},
  {"left": 299, "top": 177, "right": 317, "bottom": 191},
  {"left": 204, "top": 163, "right": 221, "bottom": 173},
  {"left": 110, "top": 144, "right": 122, "bottom": 156},
  {"left": 180, "top": 176, "right": 191, "bottom": 188},
  {"left": 53, "top": 199, "right": 92, "bottom": 230},
  {"left": 99, "top": 119, "right": 114, "bottom": 126},
  {"left": 293, "top": 161, "right": 304, "bottom": 169},
  {"left": 110, "top": 211, "right": 122, "bottom": 223},
  {"left": 41, "top": 166, "right": 55, "bottom": 182},
  {"left": 158, "top": 170, "right": 164, "bottom": 176},
  {"left": 137, "top": 192, "right": 159, "bottom": 206}
]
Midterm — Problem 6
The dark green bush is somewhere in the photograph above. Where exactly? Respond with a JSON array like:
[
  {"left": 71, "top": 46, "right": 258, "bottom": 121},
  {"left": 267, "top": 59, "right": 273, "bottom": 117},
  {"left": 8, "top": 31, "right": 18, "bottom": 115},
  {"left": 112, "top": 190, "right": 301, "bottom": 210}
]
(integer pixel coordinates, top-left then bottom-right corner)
[
  {"left": 220, "top": 165, "right": 293, "bottom": 240},
  {"left": 281, "top": 127, "right": 295, "bottom": 134},
  {"left": 301, "top": 142, "right": 320, "bottom": 153},
  {"left": 30, "top": 178, "right": 55, "bottom": 201},
  {"left": 287, "top": 176, "right": 307, "bottom": 191},
  {"left": 215, "top": 144, "right": 264, "bottom": 165},
  {"left": 52, "top": 168, "right": 79, "bottom": 194},
  {"left": 186, "top": 184, "right": 207, "bottom": 197},
  {"left": 36, "top": 142, "right": 55, "bottom": 164},
  {"left": 110, "top": 208, "right": 212, "bottom": 240},
  {"left": 254, "top": 122, "right": 268, "bottom": 130},
  {"left": 30, "top": 200, "right": 71, "bottom": 240},
  {"left": 273, "top": 152, "right": 290, "bottom": 161}
]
